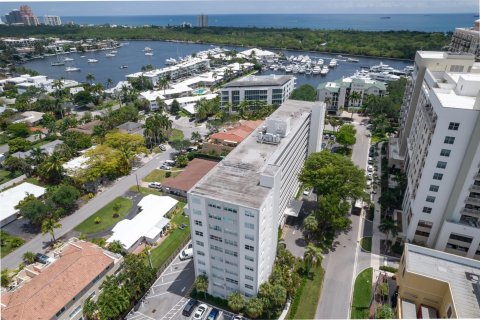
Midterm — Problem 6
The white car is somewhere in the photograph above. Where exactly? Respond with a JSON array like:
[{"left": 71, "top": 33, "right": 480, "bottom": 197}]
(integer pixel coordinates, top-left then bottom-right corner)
[
  {"left": 367, "top": 173, "right": 373, "bottom": 180},
  {"left": 159, "top": 144, "right": 167, "bottom": 151},
  {"left": 193, "top": 304, "right": 208, "bottom": 320},
  {"left": 148, "top": 182, "right": 162, "bottom": 189},
  {"left": 160, "top": 165, "right": 172, "bottom": 170},
  {"left": 367, "top": 165, "right": 374, "bottom": 172},
  {"left": 180, "top": 248, "right": 193, "bottom": 260},
  {"left": 303, "top": 189, "right": 311, "bottom": 196}
]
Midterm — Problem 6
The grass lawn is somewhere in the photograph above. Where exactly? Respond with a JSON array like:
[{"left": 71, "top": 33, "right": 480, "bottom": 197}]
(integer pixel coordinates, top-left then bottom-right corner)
[
  {"left": 24, "top": 177, "right": 45, "bottom": 186},
  {"left": 360, "top": 237, "right": 372, "bottom": 252},
  {"left": 288, "top": 265, "right": 325, "bottom": 319},
  {"left": 149, "top": 203, "right": 190, "bottom": 270},
  {"left": 75, "top": 197, "right": 133, "bottom": 235},
  {"left": 142, "top": 169, "right": 180, "bottom": 183},
  {"left": 169, "top": 129, "right": 184, "bottom": 142},
  {"left": 0, "top": 170, "right": 12, "bottom": 185},
  {"left": 351, "top": 267, "right": 373, "bottom": 319},
  {"left": 130, "top": 185, "right": 163, "bottom": 196},
  {"left": 0, "top": 231, "right": 25, "bottom": 258}
]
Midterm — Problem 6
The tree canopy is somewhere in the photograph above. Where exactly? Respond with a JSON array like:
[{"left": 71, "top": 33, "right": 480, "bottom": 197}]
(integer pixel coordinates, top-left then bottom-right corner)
[{"left": 290, "top": 84, "right": 317, "bottom": 102}]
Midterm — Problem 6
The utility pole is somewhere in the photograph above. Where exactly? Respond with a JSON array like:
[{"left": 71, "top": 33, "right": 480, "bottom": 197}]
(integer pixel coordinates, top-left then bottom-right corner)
[{"left": 135, "top": 172, "right": 140, "bottom": 192}]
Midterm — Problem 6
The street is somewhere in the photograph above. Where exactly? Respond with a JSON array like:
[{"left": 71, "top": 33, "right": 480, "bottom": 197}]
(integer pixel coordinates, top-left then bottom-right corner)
[
  {"left": 315, "top": 113, "right": 371, "bottom": 319},
  {"left": 1, "top": 148, "right": 176, "bottom": 270}
]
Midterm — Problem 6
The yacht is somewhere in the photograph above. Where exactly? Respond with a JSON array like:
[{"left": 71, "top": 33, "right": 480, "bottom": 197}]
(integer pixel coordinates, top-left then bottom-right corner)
[
  {"left": 347, "top": 58, "right": 360, "bottom": 63},
  {"left": 143, "top": 47, "right": 153, "bottom": 52},
  {"left": 51, "top": 61, "right": 65, "bottom": 66},
  {"left": 63, "top": 57, "right": 74, "bottom": 62},
  {"left": 145, "top": 52, "right": 154, "bottom": 56},
  {"left": 285, "top": 66, "right": 292, "bottom": 73},
  {"left": 370, "top": 62, "right": 394, "bottom": 73},
  {"left": 292, "top": 66, "right": 299, "bottom": 74},
  {"left": 65, "top": 67, "right": 80, "bottom": 72},
  {"left": 165, "top": 58, "right": 177, "bottom": 65},
  {"left": 317, "top": 59, "right": 324, "bottom": 66},
  {"left": 80, "top": 55, "right": 86, "bottom": 58},
  {"left": 106, "top": 53, "right": 116, "bottom": 57},
  {"left": 321, "top": 66, "right": 329, "bottom": 75},
  {"left": 329, "top": 59, "right": 338, "bottom": 67},
  {"left": 110, "top": 50, "right": 118, "bottom": 54},
  {"left": 120, "top": 65, "right": 128, "bottom": 69},
  {"left": 312, "top": 66, "right": 321, "bottom": 75},
  {"left": 87, "top": 59, "right": 98, "bottom": 63},
  {"left": 369, "top": 72, "right": 400, "bottom": 82},
  {"left": 305, "top": 69, "right": 312, "bottom": 75}
]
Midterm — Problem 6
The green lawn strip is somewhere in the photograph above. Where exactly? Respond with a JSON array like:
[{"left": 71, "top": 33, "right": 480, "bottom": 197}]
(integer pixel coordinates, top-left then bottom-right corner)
[
  {"left": 360, "top": 237, "right": 372, "bottom": 252},
  {"left": 0, "top": 170, "right": 12, "bottom": 184},
  {"left": 149, "top": 210, "right": 190, "bottom": 270},
  {"left": 169, "top": 129, "right": 184, "bottom": 142},
  {"left": 351, "top": 267, "right": 373, "bottom": 319},
  {"left": 130, "top": 185, "right": 163, "bottom": 196},
  {"left": 24, "top": 177, "right": 45, "bottom": 186},
  {"left": 0, "top": 231, "right": 25, "bottom": 258},
  {"left": 75, "top": 197, "right": 132, "bottom": 235},
  {"left": 142, "top": 169, "right": 181, "bottom": 183},
  {"left": 288, "top": 265, "right": 325, "bottom": 319}
]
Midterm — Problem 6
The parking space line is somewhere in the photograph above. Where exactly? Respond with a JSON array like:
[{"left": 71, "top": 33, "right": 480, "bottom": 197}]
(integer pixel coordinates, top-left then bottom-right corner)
[
  {"left": 162, "top": 267, "right": 193, "bottom": 277},
  {"left": 159, "top": 298, "right": 189, "bottom": 320},
  {"left": 146, "top": 291, "right": 170, "bottom": 299},
  {"left": 136, "top": 311, "right": 156, "bottom": 320},
  {"left": 152, "top": 279, "right": 180, "bottom": 287}
]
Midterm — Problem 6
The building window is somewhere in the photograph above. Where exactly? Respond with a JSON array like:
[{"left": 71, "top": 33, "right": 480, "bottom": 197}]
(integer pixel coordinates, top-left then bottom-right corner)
[
  {"left": 449, "top": 233, "right": 473, "bottom": 243},
  {"left": 245, "top": 234, "right": 254, "bottom": 241},
  {"left": 433, "top": 173, "right": 443, "bottom": 180},
  {"left": 429, "top": 185, "right": 439, "bottom": 192},
  {"left": 194, "top": 220, "right": 203, "bottom": 226},
  {"left": 245, "top": 222, "right": 255, "bottom": 229},
  {"left": 225, "top": 249, "right": 238, "bottom": 257},
  {"left": 436, "top": 161, "right": 447, "bottom": 169},
  {"left": 197, "top": 250, "right": 205, "bottom": 256},
  {"left": 426, "top": 196, "right": 436, "bottom": 203},
  {"left": 245, "top": 210, "right": 255, "bottom": 218},
  {"left": 198, "top": 260, "right": 206, "bottom": 265},
  {"left": 196, "top": 240, "right": 204, "bottom": 247},
  {"left": 448, "top": 122, "right": 460, "bottom": 131},
  {"left": 245, "top": 284, "right": 254, "bottom": 290},
  {"left": 193, "top": 209, "right": 202, "bottom": 215},
  {"left": 226, "top": 277, "right": 238, "bottom": 285},
  {"left": 225, "top": 260, "right": 238, "bottom": 266},
  {"left": 210, "top": 225, "right": 222, "bottom": 232},
  {"left": 208, "top": 213, "right": 222, "bottom": 221},
  {"left": 449, "top": 65, "right": 464, "bottom": 72},
  {"left": 210, "top": 245, "right": 223, "bottom": 252},
  {"left": 245, "top": 245, "right": 254, "bottom": 251},
  {"left": 440, "top": 149, "right": 451, "bottom": 157},
  {"left": 245, "top": 275, "right": 254, "bottom": 281},
  {"left": 195, "top": 231, "right": 203, "bottom": 237},
  {"left": 245, "top": 255, "right": 254, "bottom": 262},
  {"left": 422, "top": 207, "right": 432, "bottom": 214},
  {"left": 225, "top": 239, "right": 238, "bottom": 247},
  {"left": 444, "top": 136, "right": 455, "bottom": 144},
  {"left": 245, "top": 265, "right": 254, "bottom": 272}
]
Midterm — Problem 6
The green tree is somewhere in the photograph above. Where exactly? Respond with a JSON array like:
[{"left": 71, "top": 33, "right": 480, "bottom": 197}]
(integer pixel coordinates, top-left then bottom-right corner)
[
  {"left": 41, "top": 217, "right": 62, "bottom": 243},
  {"left": 16, "top": 196, "right": 49, "bottom": 226},
  {"left": 108, "top": 240, "right": 124, "bottom": 255},
  {"left": 302, "top": 214, "right": 318, "bottom": 240},
  {"left": 74, "top": 90, "right": 93, "bottom": 106},
  {"left": 376, "top": 304, "right": 395, "bottom": 319},
  {"left": 290, "top": 84, "right": 317, "bottom": 102},
  {"left": 112, "top": 202, "right": 122, "bottom": 218},
  {"left": 227, "top": 292, "right": 245, "bottom": 313},
  {"left": 22, "top": 251, "right": 36, "bottom": 264},
  {"left": 175, "top": 154, "right": 189, "bottom": 168},
  {"left": 86, "top": 73, "right": 95, "bottom": 85},
  {"left": 378, "top": 218, "right": 399, "bottom": 255},
  {"left": 45, "top": 183, "right": 81, "bottom": 215},
  {"left": 245, "top": 297, "right": 264, "bottom": 319},
  {"left": 97, "top": 275, "right": 131, "bottom": 320},
  {"left": 94, "top": 217, "right": 102, "bottom": 224},
  {"left": 190, "top": 131, "right": 201, "bottom": 142},
  {"left": 195, "top": 275, "right": 209, "bottom": 299},
  {"left": 302, "top": 243, "right": 323, "bottom": 275},
  {"left": 7, "top": 123, "right": 30, "bottom": 138},
  {"left": 8, "top": 137, "right": 31, "bottom": 153},
  {"left": 1, "top": 269, "right": 11, "bottom": 288},
  {"left": 83, "top": 297, "right": 98, "bottom": 320},
  {"left": 2, "top": 156, "right": 30, "bottom": 175},
  {"left": 106, "top": 78, "right": 113, "bottom": 88},
  {"left": 170, "top": 139, "right": 191, "bottom": 151},
  {"left": 30, "top": 147, "right": 48, "bottom": 166},
  {"left": 62, "top": 131, "right": 92, "bottom": 151},
  {"left": 120, "top": 253, "right": 156, "bottom": 300},
  {"left": 170, "top": 99, "right": 180, "bottom": 115},
  {"left": 37, "top": 152, "right": 65, "bottom": 183},
  {"left": 336, "top": 124, "right": 356, "bottom": 151},
  {"left": 158, "top": 76, "right": 170, "bottom": 94}
]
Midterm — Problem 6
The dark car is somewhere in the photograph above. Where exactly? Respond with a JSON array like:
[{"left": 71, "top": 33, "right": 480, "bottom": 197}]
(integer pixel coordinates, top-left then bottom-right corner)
[
  {"left": 182, "top": 299, "right": 198, "bottom": 317},
  {"left": 35, "top": 252, "right": 50, "bottom": 264},
  {"left": 207, "top": 308, "right": 219, "bottom": 320}
]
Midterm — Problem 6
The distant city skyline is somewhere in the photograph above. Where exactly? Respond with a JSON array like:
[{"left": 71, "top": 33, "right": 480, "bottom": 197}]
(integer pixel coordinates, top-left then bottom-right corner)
[{"left": 0, "top": 0, "right": 478, "bottom": 16}]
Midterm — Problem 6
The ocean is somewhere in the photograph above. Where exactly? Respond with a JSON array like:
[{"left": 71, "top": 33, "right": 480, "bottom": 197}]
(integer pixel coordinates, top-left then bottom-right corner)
[
  {"left": 23, "top": 40, "right": 412, "bottom": 89},
  {"left": 60, "top": 13, "right": 477, "bottom": 32}
]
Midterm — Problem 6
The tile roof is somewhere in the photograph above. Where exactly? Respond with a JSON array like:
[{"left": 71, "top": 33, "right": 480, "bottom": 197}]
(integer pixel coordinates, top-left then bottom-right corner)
[
  {"left": 1, "top": 241, "right": 115, "bottom": 320},
  {"left": 210, "top": 120, "right": 263, "bottom": 144}
]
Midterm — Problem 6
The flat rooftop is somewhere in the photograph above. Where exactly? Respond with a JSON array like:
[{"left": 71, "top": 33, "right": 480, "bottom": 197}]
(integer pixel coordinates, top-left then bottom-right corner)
[
  {"left": 428, "top": 71, "right": 480, "bottom": 110},
  {"left": 190, "top": 100, "right": 315, "bottom": 208},
  {"left": 162, "top": 158, "right": 218, "bottom": 192},
  {"left": 0, "top": 182, "right": 46, "bottom": 223},
  {"left": 405, "top": 244, "right": 480, "bottom": 319},
  {"left": 224, "top": 74, "right": 294, "bottom": 88}
]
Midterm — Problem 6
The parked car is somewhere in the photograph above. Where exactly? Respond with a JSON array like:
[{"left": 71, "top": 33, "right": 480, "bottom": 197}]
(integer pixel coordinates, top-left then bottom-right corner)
[
  {"left": 207, "top": 308, "right": 219, "bottom": 320},
  {"left": 164, "top": 160, "right": 176, "bottom": 166},
  {"left": 303, "top": 188, "right": 311, "bottom": 196},
  {"left": 367, "top": 165, "right": 374, "bottom": 172},
  {"left": 148, "top": 182, "right": 162, "bottom": 189},
  {"left": 367, "top": 173, "right": 373, "bottom": 180},
  {"left": 180, "top": 248, "right": 193, "bottom": 260},
  {"left": 35, "top": 253, "right": 50, "bottom": 264},
  {"left": 182, "top": 299, "right": 198, "bottom": 317},
  {"left": 160, "top": 165, "right": 172, "bottom": 170},
  {"left": 193, "top": 304, "right": 208, "bottom": 320},
  {"left": 159, "top": 144, "right": 167, "bottom": 151}
]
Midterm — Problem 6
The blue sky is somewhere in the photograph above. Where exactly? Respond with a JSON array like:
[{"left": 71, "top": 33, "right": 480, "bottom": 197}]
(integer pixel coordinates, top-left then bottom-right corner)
[{"left": 0, "top": 0, "right": 478, "bottom": 15}]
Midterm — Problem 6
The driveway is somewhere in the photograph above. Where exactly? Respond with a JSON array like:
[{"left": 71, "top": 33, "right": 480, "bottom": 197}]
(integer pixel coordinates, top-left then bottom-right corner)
[
  {"left": 1, "top": 149, "right": 176, "bottom": 270},
  {"left": 169, "top": 115, "right": 209, "bottom": 140}
]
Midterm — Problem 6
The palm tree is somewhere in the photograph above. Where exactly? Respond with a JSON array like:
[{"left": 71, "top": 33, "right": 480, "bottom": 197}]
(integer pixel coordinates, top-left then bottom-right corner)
[
  {"left": 195, "top": 275, "right": 209, "bottom": 299},
  {"left": 86, "top": 73, "right": 95, "bottom": 85},
  {"left": 52, "top": 78, "right": 66, "bottom": 118},
  {"left": 41, "top": 217, "right": 62, "bottom": 243},
  {"left": 302, "top": 243, "right": 322, "bottom": 275},
  {"left": 39, "top": 152, "right": 64, "bottom": 183},
  {"left": 324, "top": 96, "right": 332, "bottom": 110},
  {"left": 83, "top": 297, "right": 98, "bottom": 320},
  {"left": 349, "top": 91, "right": 362, "bottom": 119},
  {"left": 228, "top": 292, "right": 245, "bottom": 313},
  {"left": 378, "top": 218, "right": 399, "bottom": 256},
  {"left": 106, "top": 78, "right": 113, "bottom": 89},
  {"left": 30, "top": 147, "right": 47, "bottom": 166},
  {"left": 191, "top": 131, "right": 201, "bottom": 142},
  {"left": 155, "top": 96, "right": 166, "bottom": 113},
  {"left": 107, "top": 240, "right": 124, "bottom": 255},
  {"left": 159, "top": 76, "right": 169, "bottom": 94},
  {"left": 22, "top": 251, "right": 36, "bottom": 264}
]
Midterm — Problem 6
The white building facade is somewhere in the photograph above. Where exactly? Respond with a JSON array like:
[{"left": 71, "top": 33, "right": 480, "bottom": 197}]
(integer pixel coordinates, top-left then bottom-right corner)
[
  {"left": 449, "top": 20, "right": 480, "bottom": 59},
  {"left": 43, "top": 15, "right": 61, "bottom": 26},
  {"left": 187, "top": 100, "right": 325, "bottom": 298},
  {"left": 401, "top": 52, "right": 480, "bottom": 260},
  {"left": 220, "top": 75, "right": 295, "bottom": 108}
]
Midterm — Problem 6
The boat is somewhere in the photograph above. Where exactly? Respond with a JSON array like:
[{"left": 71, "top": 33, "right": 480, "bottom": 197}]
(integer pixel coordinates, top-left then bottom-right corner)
[
  {"left": 143, "top": 47, "right": 153, "bottom": 52},
  {"left": 370, "top": 62, "right": 394, "bottom": 72},
  {"left": 285, "top": 66, "right": 292, "bottom": 73},
  {"left": 317, "top": 59, "right": 324, "bottom": 66},
  {"left": 145, "top": 52, "right": 154, "bottom": 56},
  {"left": 329, "top": 59, "right": 338, "bottom": 67},
  {"left": 165, "top": 58, "right": 177, "bottom": 65},
  {"left": 65, "top": 67, "right": 80, "bottom": 72},
  {"left": 110, "top": 50, "right": 118, "bottom": 54},
  {"left": 321, "top": 66, "right": 329, "bottom": 75},
  {"left": 347, "top": 58, "right": 360, "bottom": 63},
  {"left": 63, "top": 57, "right": 74, "bottom": 62},
  {"left": 369, "top": 72, "right": 400, "bottom": 82},
  {"left": 51, "top": 61, "right": 65, "bottom": 66},
  {"left": 120, "top": 65, "right": 128, "bottom": 69},
  {"left": 312, "top": 66, "right": 321, "bottom": 74},
  {"left": 305, "top": 69, "right": 312, "bottom": 75},
  {"left": 80, "top": 55, "right": 86, "bottom": 58},
  {"left": 87, "top": 59, "right": 98, "bottom": 63},
  {"left": 106, "top": 53, "right": 116, "bottom": 57}
]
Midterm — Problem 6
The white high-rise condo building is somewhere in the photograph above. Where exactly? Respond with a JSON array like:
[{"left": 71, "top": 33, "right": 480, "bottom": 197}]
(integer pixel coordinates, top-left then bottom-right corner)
[
  {"left": 449, "top": 20, "right": 480, "bottom": 59},
  {"left": 399, "top": 51, "right": 480, "bottom": 260},
  {"left": 187, "top": 100, "right": 325, "bottom": 298},
  {"left": 43, "top": 15, "right": 62, "bottom": 26}
]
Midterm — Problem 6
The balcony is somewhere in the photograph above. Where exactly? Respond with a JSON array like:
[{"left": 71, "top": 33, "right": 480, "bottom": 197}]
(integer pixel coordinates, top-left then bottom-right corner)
[
  {"left": 465, "top": 197, "right": 480, "bottom": 205},
  {"left": 461, "top": 207, "right": 480, "bottom": 217},
  {"left": 470, "top": 184, "right": 480, "bottom": 192},
  {"left": 459, "top": 215, "right": 480, "bottom": 228}
]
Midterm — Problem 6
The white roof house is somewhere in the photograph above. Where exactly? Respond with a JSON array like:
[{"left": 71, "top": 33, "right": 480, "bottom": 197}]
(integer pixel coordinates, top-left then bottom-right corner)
[
  {"left": 107, "top": 195, "right": 178, "bottom": 251},
  {"left": 0, "top": 182, "right": 46, "bottom": 227}
]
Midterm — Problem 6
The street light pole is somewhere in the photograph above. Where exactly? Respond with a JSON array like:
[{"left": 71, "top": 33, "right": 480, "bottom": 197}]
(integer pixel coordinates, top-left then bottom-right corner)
[
  {"left": 135, "top": 173, "right": 140, "bottom": 192},
  {"left": 147, "top": 249, "right": 153, "bottom": 269}
]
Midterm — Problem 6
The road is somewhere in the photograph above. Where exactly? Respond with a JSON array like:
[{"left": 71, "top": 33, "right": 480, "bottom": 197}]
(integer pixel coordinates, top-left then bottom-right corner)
[
  {"left": 1, "top": 148, "right": 175, "bottom": 270},
  {"left": 315, "top": 113, "right": 371, "bottom": 319}
]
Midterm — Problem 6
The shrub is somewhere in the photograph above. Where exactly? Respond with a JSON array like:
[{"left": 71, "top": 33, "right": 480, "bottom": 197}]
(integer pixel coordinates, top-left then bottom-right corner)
[
  {"left": 379, "top": 266, "right": 398, "bottom": 273},
  {"left": 165, "top": 171, "right": 172, "bottom": 178},
  {"left": 94, "top": 217, "right": 102, "bottom": 224}
]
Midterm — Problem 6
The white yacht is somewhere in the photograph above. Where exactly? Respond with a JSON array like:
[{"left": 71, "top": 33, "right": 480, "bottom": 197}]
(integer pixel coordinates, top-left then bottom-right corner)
[
  {"left": 51, "top": 61, "right": 64, "bottom": 66},
  {"left": 65, "top": 67, "right": 80, "bottom": 72},
  {"left": 317, "top": 59, "right": 324, "bottom": 66},
  {"left": 106, "top": 53, "right": 116, "bottom": 57},
  {"left": 285, "top": 66, "right": 292, "bottom": 73},
  {"left": 110, "top": 50, "right": 118, "bottom": 54},
  {"left": 370, "top": 62, "right": 394, "bottom": 73},
  {"left": 312, "top": 66, "right": 321, "bottom": 74},
  {"left": 143, "top": 47, "right": 153, "bottom": 52},
  {"left": 369, "top": 72, "right": 400, "bottom": 81},
  {"left": 87, "top": 59, "right": 98, "bottom": 63},
  {"left": 145, "top": 52, "right": 154, "bottom": 56},
  {"left": 329, "top": 59, "right": 338, "bottom": 67},
  {"left": 63, "top": 57, "right": 74, "bottom": 62},
  {"left": 321, "top": 66, "right": 329, "bottom": 75},
  {"left": 165, "top": 58, "right": 177, "bottom": 65},
  {"left": 347, "top": 58, "right": 360, "bottom": 63}
]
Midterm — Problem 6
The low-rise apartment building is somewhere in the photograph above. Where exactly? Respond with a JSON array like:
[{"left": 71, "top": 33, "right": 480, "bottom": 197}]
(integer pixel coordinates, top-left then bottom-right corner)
[
  {"left": 220, "top": 75, "right": 295, "bottom": 108},
  {"left": 187, "top": 99, "right": 325, "bottom": 298},
  {"left": 0, "top": 240, "right": 123, "bottom": 320},
  {"left": 400, "top": 52, "right": 480, "bottom": 260},
  {"left": 396, "top": 244, "right": 480, "bottom": 319}
]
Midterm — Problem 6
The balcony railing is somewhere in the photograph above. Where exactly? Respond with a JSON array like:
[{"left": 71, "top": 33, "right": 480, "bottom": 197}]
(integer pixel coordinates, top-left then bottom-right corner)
[
  {"left": 470, "top": 184, "right": 480, "bottom": 192},
  {"left": 465, "top": 197, "right": 480, "bottom": 204},
  {"left": 461, "top": 207, "right": 480, "bottom": 216}
]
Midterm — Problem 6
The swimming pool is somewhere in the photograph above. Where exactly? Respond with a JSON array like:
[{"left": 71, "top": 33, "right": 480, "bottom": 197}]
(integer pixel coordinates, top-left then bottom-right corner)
[{"left": 194, "top": 88, "right": 207, "bottom": 95}]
